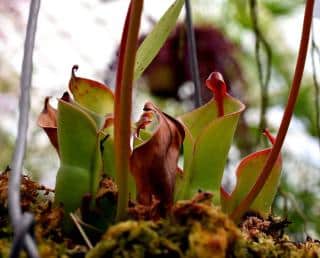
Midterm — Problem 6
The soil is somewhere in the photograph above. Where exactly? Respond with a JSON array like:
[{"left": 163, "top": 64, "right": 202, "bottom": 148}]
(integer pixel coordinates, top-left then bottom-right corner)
[{"left": 1, "top": 169, "right": 320, "bottom": 258}]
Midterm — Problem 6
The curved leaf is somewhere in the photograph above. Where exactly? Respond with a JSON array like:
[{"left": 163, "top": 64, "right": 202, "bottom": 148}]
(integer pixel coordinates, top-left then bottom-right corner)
[
  {"left": 130, "top": 102, "right": 185, "bottom": 214},
  {"left": 69, "top": 65, "right": 114, "bottom": 116},
  {"left": 55, "top": 100, "right": 101, "bottom": 222},
  {"left": 132, "top": 109, "right": 156, "bottom": 149},
  {"left": 37, "top": 97, "right": 58, "bottom": 153},
  {"left": 221, "top": 132, "right": 282, "bottom": 216},
  {"left": 134, "top": 0, "right": 185, "bottom": 80},
  {"left": 175, "top": 73, "right": 245, "bottom": 203},
  {"left": 37, "top": 92, "right": 72, "bottom": 154}
]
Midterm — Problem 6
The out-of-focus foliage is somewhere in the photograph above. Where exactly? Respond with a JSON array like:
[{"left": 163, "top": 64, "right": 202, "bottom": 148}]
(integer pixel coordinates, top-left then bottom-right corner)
[
  {"left": 135, "top": 24, "right": 245, "bottom": 103},
  {"left": 288, "top": 83, "right": 319, "bottom": 137},
  {"left": 262, "top": 0, "right": 304, "bottom": 16},
  {"left": 194, "top": 0, "right": 318, "bottom": 139},
  {"left": 0, "top": 129, "right": 14, "bottom": 168},
  {"left": 274, "top": 175, "right": 320, "bottom": 240}
]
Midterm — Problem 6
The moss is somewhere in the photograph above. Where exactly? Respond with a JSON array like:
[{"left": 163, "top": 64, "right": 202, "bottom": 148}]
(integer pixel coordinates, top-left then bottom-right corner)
[
  {"left": 86, "top": 220, "right": 186, "bottom": 258},
  {"left": 0, "top": 239, "right": 12, "bottom": 258},
  {"left": 0, "top": 170, "right": 86, "bottom": 257},
  {"left": 188, "top": 224, "right": 230, "bottom": 258},
  {"left": 87, "top": 193, "right": 239, "bottom": 258},
  {"left": 234, "top": 234, "right": 320, "bottom": 257},
  {"left": 1, "top": 172, "right": 320, "bottom": 258},
  {"left": 234, "top": 215, "right": 320, "bottom": 258}
]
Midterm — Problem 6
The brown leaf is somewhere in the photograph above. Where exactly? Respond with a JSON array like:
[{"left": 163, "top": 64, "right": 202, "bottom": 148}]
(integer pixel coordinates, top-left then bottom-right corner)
[
  {"left": 38, "top": 92, "right": 72, "bottom": 154},
  {"left": 130, "top": 102, "right": 185, "bottom": 215},
  {"left": 37, "top": 97, "right": 59, "bottom": 153}
]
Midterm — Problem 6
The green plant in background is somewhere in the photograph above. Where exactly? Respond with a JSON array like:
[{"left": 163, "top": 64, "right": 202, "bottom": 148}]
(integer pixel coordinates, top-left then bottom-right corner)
[
  {"left": 274, "top": 177, "right": 320, "bottom": 240},
  {"left": 37, "top": 0, "right": 314, "bottom": 236}
]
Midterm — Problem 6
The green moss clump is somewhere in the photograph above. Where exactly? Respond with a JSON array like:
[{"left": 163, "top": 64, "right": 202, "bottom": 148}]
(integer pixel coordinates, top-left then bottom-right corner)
[
  {"left": 87, "top": 193, "right": 239, "bottom": 258},
  {"left": 234, "top": 233, "right": 320, "bottom": 257},
  {"left": 86, "top": 221, "right": 184, "bottom": 258},
  {"left": 87, "top": 194, "right": 320, "bottom": 258},
  {"left": 234, "top": 215, "right": 320, "bottom": 258},
  {"left": 1, "top": 172, "right": 320, "bottom": 258}
]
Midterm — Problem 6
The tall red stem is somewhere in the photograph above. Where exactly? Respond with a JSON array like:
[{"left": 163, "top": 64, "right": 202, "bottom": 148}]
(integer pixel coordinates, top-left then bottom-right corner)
[
  {"left": 231, "top": 0, "right": 315, "bottom": 221},
  {"left": 114, "top": 0, "right": 143, "bottom": 221}
]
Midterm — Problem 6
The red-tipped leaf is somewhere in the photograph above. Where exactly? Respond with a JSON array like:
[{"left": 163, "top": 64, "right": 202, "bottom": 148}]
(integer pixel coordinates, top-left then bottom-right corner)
[{"left": 221, "top": 130, "right": 282, "bottom": 217}]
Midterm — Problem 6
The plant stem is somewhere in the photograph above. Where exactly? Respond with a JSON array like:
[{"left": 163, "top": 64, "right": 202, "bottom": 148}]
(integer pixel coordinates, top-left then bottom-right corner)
[
  {"left": 114, "top": 0, "right": 143, "bottom": 221},
  {"left": 249, "top": 0, "right": 272, "bottom": 142},
  {"left": 231, "top": 0, "right": 315, "bottom": 221},
  {"left": 70, "top": 213, "right": 93, "bottom": 249}
]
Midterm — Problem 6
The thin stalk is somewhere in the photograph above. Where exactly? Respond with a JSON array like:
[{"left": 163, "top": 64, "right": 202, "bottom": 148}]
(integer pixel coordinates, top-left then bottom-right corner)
[
  {"left": 70, "top": 213, "right": 93, "bottom": 249},
  {"left": 278, "top": 189, "right": 309, "bottom": 235},
  {"left": 114, "top": 0, "right": 143, "bottom": 221},
  {"left": 231, "top": 0, "right": 315, "bottom": 221},
  {"left": 8, "top": 0, "right": 41, "bottom": 257},
  {"left": 185, "top": 0, "right": 202, "bottom": 107},
  {"left": 249, "top": 0, "right": 272, "bottom": 143}
]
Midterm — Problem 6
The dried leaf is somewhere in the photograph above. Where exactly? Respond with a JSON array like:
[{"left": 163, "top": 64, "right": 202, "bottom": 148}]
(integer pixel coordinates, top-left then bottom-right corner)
[
  {"left": 130, "top": 102, "right": 185, "bottom": 215},
  {"left": 37, "top": 97, "right": 59, "bottom": 153},
  {"left": 37, "top": 92, "right": 72, "bottom": 154}
]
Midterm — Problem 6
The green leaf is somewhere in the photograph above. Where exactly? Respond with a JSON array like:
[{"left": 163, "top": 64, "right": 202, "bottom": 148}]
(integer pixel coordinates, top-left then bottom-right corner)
[
  {"left": 175, "top": 96, "right": 245, "bottom": 204},
  {"left": 134, "top": 0, "right": 185, "bottom": 80},
  {"left": 55, "top": 100, "right": 101, "bottom": 226},
  {"left": 100, "top": 120, "right": 116, "bottom": 179},
  {"left": 69, "top": 66, "right": 114, "bottom": 116},
  {"left": 263, "top": 0, "right": 302, "bottom": 16},
  {"left": 100, "top": 118, "right": 136, "bottom": 198},
  {"left": 221, "top": 146, "right": 282, "bottom": 216}
]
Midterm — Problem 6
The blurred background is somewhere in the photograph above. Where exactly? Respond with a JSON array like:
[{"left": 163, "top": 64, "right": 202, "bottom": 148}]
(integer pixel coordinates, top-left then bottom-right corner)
[{"left": 0, "top": 0, "right": 319, "bottom": 240}]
